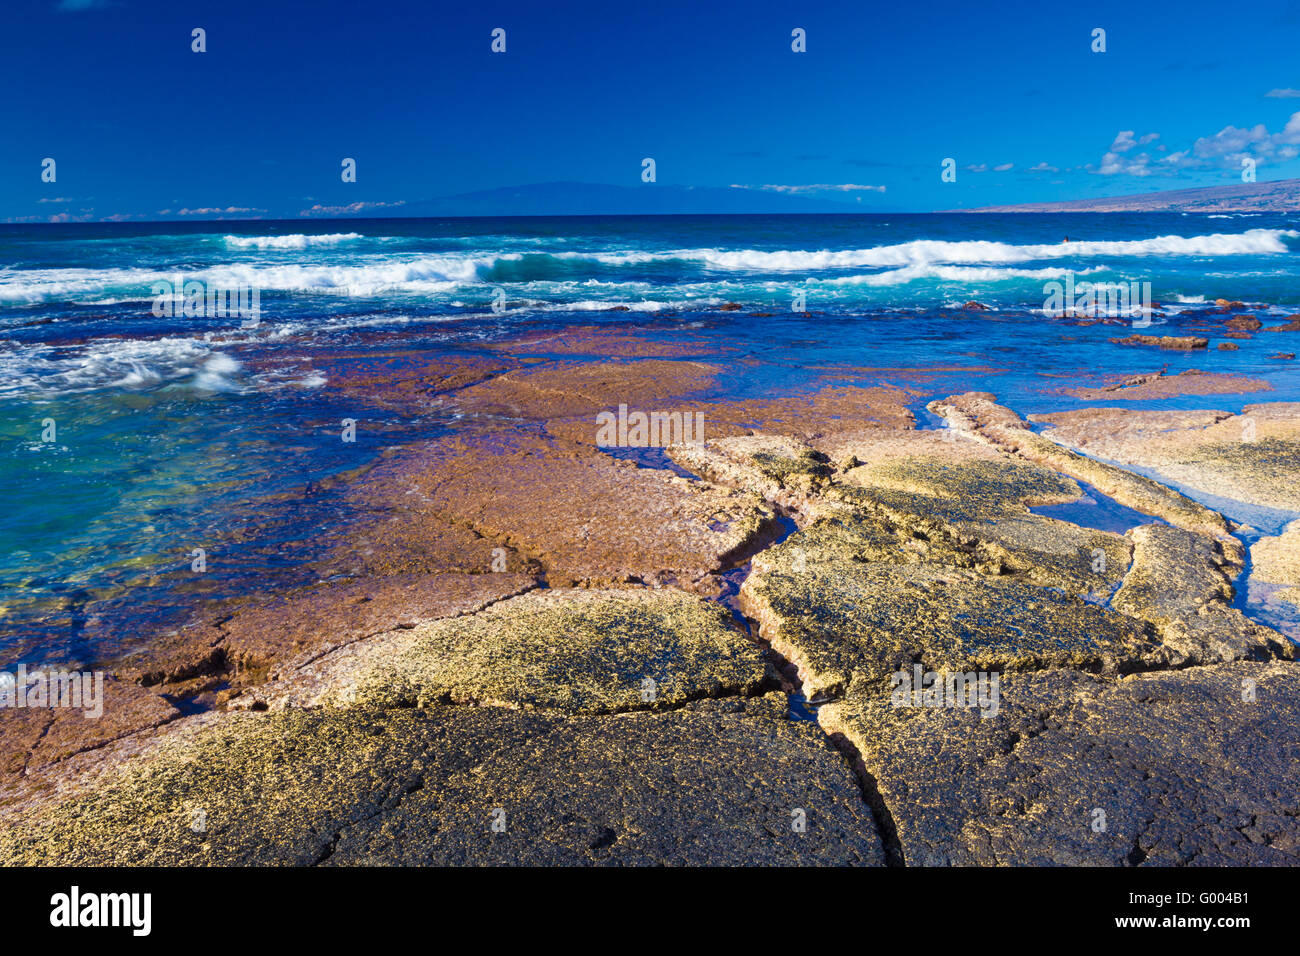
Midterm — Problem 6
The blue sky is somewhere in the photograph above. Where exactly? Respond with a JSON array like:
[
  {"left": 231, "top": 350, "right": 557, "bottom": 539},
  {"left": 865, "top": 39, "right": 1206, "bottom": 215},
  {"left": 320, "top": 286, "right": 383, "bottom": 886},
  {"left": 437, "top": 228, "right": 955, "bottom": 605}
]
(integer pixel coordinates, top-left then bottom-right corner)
[{"left": 3, "top": 0, "right": 1300, "bottom": 220}]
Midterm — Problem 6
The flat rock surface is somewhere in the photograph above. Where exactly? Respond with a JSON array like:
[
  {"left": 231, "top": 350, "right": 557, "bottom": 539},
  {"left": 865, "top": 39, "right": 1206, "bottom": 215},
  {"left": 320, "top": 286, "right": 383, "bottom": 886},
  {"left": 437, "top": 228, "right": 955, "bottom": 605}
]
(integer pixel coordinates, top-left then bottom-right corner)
[
  {"left": 453, "top": 359, "right": 721, "bottom": 420},
  {"left": 0, "top": 705, "right": 885, "bottom": 866},
  {"left": 1061, "top": 369, "right": 1271, "bottom": 401},
  {"left": 931, "top": 392, "right": 1229, "bottom": 537},
  {"left": 742, "top": 544, "right": 1154, "bottom": 699},
  {"left": 343, "top": 429, "right": 777, "bottom": 588},
  {"left": 1251, "top": 520, "right": 1300, "bottom": 609},
  {"left": 1031, "top": 402, "right": 1300, "bottom": 513},
  {"left": 116, "top": 572, "right": 537, "bottom": 699},
  {"left": 235, "top": 587, "right": 771, "bottom": 714},
  {"left": 0, "top": 678, "right": 180, "bottom": 785},
  {"left": 820, "top": 661, "right": 1300, "bottom": 866}
]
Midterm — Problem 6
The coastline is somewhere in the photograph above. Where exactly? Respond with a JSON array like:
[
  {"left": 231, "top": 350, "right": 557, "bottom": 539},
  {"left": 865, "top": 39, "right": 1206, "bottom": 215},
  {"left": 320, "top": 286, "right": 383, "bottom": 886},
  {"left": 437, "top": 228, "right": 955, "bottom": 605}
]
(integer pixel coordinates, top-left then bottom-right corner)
[{"left": 4, "top": 302, "right": 1300, "bottom": 865}]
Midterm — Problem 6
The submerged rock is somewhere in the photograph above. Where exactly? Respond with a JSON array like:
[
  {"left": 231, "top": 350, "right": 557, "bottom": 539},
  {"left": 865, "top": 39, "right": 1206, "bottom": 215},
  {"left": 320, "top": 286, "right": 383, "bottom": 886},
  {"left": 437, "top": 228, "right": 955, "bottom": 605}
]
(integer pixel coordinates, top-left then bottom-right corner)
[{"left": 1061, "top": 368, "right": 1270, "bottom": 401}]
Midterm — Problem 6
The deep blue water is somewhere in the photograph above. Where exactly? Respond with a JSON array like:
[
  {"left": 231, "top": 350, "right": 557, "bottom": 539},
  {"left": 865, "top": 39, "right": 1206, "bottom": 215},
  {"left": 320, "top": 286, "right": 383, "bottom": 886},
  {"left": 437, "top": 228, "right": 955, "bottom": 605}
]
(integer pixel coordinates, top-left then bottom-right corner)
[{"left": 3, "top": 213, "right": 1299, "bottom": 665}]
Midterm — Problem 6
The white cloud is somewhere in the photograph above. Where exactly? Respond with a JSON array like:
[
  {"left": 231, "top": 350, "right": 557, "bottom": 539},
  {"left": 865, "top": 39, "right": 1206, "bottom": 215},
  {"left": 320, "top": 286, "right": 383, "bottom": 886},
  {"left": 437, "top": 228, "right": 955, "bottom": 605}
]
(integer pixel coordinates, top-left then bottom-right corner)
[
  {"left": 1095, "top": 113, "right": 1300, "bottom": 175},
  {"left": 730, "top": 183, "right": 886, "bottom": 194},
  {"left": 299, "top": 200, "right": 408, "bottom": 216},
  {"left": 1266, "top": 89, "right": 1300, "bottom": 98},
  {"left": 993, "top": 163, "right": 1014, "bottom": 172},
  {"left": 1027, "top": 162, "right": 1059, "bottom": 173}
]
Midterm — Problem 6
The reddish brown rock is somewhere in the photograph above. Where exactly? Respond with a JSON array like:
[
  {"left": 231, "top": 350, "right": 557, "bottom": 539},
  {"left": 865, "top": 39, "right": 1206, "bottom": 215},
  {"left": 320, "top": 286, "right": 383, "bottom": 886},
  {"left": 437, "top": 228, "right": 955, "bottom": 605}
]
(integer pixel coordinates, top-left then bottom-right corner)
[
  {"left": 250, "top": 349, "right": 513, "bottom": 414},
  {"left": 342, "top": 429, "right": 779, "bottom": 589},
  {"left": 1061, "top": 368, "right": 1269, "bottom": 401},
  {"left": 482, "top": 326, "right": 722, "bottom": 359},
  {"left": 1265, "top": 315, "right": 1300, "bottom": 333},
  {"left": 1109, "top": 334, "right": 1208, "bottom": 350},
  {"left": 116, "top": 573, "right": 538, "bottom": 699},
  {"left": 0, "top": 678, "right": 180, "bottom": 788},
  {"left": 454, "top": 359, "right": 720, "bottom": 420},
  {"left": 1218, "top": 342, "right": 1240, "bottom": 351},
  {"left": 1225, "top": 315, "right": 1263, "bottom": 331}
]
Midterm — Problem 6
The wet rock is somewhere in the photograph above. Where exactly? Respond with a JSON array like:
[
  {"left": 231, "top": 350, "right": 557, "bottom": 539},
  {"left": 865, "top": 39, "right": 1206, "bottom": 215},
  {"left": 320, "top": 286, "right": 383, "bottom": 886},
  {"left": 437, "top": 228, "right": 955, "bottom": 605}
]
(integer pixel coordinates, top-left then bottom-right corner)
[
  {"left": 455, "top": 359, "right": 720, "bottom": 421},
  {"left": 233, "top": 587, "right": 771, "bottom": 714},
  {"left": 961, "top": 301, "right": 989, "bottom": 311},
  {"left": 1270, "top": 352, "right": 1296, "bottom": 360},
  {"left": 1218, "top": 343, "right": 1240, "bottom": 351},
  {"left": 929, "top": 393, "right": 1228, "bottom": 537},
  {"left": 553, "top": 384, "right": 915, "bottom": 448},
  {"left": 482, "top": 326, "right": 721, "bottom": 359},
  {"left": 0, "top": 678, "right": 180, "bottom": 786},
  {"left": 251, "top": 349, "right": 513, "bottom": 414},
  {"left": 343, "top": 429, "right": 779, "bottom": 588},
  {"left": 0, "top": 706, "right": 885, "bottom": 866},
  {"left": 1110, "top": 334, "right": 1208, "bottom": 350},
  {"left": 118, "top": 573, "right": 538, "bottom": 698},
  {"left": 1031, "top": 402, "right": 1300, "bottom": 513},
  {"left": 1225, "top": 315, "right": 1263, "bottom": 331},
  {"left": 1061, "top": 368, "right": 1270, "bottom": 401},
  {"left": 820, "top": 662, "right": 1300, "bottom": 865},
  {"left": 1252, "top": 521, "right": 1300, "bottom": 610}
]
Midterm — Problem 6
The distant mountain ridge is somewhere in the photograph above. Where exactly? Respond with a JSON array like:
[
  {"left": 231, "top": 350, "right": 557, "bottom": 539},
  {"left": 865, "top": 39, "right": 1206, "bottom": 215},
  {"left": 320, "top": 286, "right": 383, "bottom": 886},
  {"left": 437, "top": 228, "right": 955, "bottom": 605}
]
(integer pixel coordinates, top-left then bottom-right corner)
[{"left": 963, "top": 179, "right": 1300, "bottom": 213}]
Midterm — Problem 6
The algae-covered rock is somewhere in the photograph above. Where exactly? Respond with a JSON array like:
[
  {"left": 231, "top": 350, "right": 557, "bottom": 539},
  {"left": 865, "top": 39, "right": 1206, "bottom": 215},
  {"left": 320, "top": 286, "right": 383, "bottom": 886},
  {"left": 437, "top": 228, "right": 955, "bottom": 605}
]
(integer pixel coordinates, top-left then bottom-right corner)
[
  {"left": 0, "top": 706, "right": 885, "bottom": 866},
  {"left": 820, "top": 661, "right": 1300, "bottom": 866},
  {"left": 239, "top": 587, "right": 772, "bottom": 714},
  {"left": 1114, "top": 524, "right": 1293, "bottom": 664},
  {"left": 741, "top": 536, "right": 1154, "bottom": 700},
  {"left": 832, "top": 451, "right": 1130, "bottom": 597},
  {"left": 929, "top": 393, "right": 1229, "bottom": 537},
  {"left": 667, "top": 433, "right": 835, "bottom": 519}
]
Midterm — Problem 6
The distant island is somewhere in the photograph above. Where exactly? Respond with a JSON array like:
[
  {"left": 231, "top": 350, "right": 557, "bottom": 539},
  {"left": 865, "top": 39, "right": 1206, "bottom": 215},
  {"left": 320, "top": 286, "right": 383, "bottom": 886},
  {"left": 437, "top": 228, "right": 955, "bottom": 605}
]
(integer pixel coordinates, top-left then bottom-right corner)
[{"left": 963, "top": 178, "right": 1300, "bottom": 213}]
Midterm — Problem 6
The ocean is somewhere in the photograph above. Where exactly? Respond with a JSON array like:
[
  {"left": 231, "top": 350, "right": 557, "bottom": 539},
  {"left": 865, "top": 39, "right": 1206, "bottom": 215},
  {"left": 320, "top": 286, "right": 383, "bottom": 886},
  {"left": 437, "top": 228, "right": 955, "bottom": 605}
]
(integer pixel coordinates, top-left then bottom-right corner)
[{"left": 3, "top": 212, "right": 1299, "bottom": 666}]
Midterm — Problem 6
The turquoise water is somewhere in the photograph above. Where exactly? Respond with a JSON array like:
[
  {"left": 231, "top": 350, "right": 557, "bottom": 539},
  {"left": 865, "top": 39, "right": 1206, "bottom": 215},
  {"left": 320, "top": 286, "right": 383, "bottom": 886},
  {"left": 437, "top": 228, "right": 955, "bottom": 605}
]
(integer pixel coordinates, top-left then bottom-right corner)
[{"left": 3, "top": 213, "right": 1299, "bottom": 665}]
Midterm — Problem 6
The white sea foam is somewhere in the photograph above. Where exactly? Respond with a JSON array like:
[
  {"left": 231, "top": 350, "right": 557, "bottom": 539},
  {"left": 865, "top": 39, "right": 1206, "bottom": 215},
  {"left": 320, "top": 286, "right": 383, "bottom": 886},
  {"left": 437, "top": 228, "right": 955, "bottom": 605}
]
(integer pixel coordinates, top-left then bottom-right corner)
[
  {"left": 0, "top": 336, "right": 225, "bottom": 397},
  {"left": 646, "top": 229, "right": 1299, "bottom": 272},
  {"left": 809, "top": 264, "right": 1107, "bottom": 287},
  {"left": 191, "top": 353, "right": 243, "bottom": 392},
  {"left": 222, "top": 233, "right": 363, "bottom": 250},
  {"left": 1, "top": 229, "right": 1293, "bottom": 305}
]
